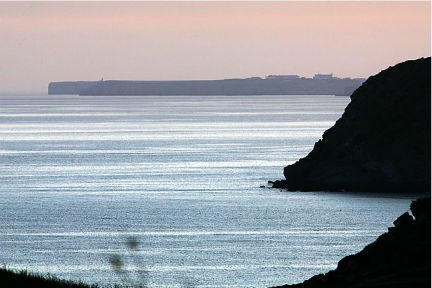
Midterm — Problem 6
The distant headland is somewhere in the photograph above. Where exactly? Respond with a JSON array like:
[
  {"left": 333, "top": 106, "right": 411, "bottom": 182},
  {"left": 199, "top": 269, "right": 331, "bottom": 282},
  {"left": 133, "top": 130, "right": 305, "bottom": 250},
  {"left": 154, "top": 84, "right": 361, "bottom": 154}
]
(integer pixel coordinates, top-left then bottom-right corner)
[{"left": 48, "top": 74, "right": 365, "bottom": 96}]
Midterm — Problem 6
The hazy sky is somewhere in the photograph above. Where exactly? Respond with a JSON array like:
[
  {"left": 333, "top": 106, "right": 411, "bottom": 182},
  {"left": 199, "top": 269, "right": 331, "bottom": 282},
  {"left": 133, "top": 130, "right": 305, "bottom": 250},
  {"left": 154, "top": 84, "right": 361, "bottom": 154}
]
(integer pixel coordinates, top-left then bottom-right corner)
[{"left": 0, "top": 1, "right": 430, "bottom": 93}]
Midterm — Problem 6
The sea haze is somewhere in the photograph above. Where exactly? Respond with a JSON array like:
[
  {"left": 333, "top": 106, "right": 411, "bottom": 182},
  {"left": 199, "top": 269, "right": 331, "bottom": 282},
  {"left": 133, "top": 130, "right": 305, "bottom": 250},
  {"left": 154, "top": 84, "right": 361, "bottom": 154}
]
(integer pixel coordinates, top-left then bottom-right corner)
[{"left": 0, "top": 94, "right": 416, "bottom": 287}]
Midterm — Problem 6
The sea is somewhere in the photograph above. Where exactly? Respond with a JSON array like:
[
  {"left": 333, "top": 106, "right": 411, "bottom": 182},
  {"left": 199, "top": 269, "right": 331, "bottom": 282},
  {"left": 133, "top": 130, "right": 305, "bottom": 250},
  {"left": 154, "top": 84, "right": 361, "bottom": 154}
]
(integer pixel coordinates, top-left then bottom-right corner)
[{"left": 0, "top": 94, "right": 418, "bottom": 288}]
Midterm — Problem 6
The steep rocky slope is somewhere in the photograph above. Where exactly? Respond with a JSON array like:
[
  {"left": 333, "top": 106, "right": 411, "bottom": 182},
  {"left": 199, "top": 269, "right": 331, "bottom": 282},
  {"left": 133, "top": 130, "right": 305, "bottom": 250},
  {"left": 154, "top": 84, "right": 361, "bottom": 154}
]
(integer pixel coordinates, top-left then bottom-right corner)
[
  {"left": 273, "top": 57, "right": 431, "bottom": 192},
  {"left": 272, "top": 197, "right": 431, "bottom": 288}
]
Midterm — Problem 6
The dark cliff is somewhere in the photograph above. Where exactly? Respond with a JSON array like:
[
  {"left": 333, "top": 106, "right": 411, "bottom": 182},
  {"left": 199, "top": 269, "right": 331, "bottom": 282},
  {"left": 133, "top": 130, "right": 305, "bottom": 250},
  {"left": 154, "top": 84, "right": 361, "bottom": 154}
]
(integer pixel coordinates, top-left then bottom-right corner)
[
  {"left": 272, "top": 197, "right": 431, "bottom": 288},
  {"left": 273, "top": 57, "right": 431, "bottom": 192}
]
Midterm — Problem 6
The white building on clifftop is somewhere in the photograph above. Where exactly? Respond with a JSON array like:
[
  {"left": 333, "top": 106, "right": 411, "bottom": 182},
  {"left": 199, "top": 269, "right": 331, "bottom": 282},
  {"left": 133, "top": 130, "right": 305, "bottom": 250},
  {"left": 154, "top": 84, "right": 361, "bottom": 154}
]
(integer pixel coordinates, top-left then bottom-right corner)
[{"left": 313, "top": 73, "right": 333, "bottom": 80}]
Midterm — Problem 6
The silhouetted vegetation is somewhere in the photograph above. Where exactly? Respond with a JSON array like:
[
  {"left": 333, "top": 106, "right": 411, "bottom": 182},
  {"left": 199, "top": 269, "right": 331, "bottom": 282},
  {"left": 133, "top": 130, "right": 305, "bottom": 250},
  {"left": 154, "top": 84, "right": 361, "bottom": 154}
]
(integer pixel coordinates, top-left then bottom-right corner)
[
  {"left": 108, "top": 236, "right": 196, "bottom": 288},
  {"left": 0, "top": 236, "right": 196, "bottom": 288},
  {"left": 108, "top": 237, "right": 150, "bottom": 288},
  {"left": 0, "top": 266, "right": 99, "bottom": 288}
]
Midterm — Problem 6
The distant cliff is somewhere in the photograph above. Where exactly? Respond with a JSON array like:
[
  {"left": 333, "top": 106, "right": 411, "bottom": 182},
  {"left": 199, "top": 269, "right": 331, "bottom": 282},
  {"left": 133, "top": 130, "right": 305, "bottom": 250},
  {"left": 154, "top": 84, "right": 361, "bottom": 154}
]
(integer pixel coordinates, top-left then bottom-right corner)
[
  {"left": 48, "top": 81, "right": 98, "bottom": 95},
  {"left": 48, "top": 76, "right": 364, "bottom": 96},
  {"left": 272, "top": 197, "right": 431, "bottom": 288},
  {"left": 273, "top": 57, "right": 431, "bottom": 192}
]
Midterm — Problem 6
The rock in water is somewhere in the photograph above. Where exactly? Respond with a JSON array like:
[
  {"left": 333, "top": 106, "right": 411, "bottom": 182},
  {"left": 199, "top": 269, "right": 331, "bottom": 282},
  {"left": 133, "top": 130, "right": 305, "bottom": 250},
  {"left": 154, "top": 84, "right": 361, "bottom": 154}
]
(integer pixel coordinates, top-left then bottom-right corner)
[{"left": 273, "top": 57, "right": 431, "bottom": 192}]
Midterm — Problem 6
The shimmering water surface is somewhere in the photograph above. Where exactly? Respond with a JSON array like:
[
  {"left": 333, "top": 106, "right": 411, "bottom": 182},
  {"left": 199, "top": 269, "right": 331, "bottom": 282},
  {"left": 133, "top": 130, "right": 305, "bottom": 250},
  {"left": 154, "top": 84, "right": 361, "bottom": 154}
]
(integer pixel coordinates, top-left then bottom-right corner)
[{"left": 0, "top": 95, "right": 416, "bottom": 287}]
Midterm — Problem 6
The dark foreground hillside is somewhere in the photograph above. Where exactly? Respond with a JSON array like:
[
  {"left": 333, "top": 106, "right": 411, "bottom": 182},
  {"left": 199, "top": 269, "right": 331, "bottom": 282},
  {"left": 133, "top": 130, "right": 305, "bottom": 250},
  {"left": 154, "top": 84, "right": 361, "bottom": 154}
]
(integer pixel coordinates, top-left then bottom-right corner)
[
  {"left": 0, "top": 268, "right": 98, "bottom": 288},
  {"left": 273, "top": 57, "right": 431, "bottom": 192},
  {"left": 272, "top": 197, "right": 431, "bottom": 288}
]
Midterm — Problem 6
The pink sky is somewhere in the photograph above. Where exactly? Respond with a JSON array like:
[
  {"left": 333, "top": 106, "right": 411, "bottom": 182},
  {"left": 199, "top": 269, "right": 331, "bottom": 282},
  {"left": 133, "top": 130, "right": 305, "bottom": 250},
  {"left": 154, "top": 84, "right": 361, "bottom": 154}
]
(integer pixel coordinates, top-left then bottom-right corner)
[{"left": 0, "top": 1, "right": 430, "bottom": 93}]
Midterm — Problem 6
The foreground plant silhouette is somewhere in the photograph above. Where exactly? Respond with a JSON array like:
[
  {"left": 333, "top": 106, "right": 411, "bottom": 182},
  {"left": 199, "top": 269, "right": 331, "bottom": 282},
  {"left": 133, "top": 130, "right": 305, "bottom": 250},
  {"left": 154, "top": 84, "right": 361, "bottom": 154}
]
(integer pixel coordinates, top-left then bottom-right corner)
[{"left": 109, "top": 236, "right": 196, "bottom": 288}]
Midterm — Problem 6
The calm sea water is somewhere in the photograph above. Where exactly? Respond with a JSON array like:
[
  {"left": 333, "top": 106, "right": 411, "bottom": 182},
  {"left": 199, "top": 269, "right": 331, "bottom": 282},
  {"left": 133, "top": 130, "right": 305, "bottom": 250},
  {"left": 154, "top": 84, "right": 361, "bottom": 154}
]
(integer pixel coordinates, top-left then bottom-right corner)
[{"left": 0, "top": 94, "right": 416, "bottom": 287}]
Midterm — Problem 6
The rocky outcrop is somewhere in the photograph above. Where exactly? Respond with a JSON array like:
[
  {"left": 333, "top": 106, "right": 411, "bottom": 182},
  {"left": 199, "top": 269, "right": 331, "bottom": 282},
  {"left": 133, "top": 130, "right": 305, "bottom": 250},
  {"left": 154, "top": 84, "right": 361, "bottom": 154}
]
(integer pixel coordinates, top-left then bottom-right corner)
[
  {"left": 273, "top": 58, "right": 431, "bottom": 192},
  {"left": 272, "top": 197, "right": 431, "bottom": 288}
]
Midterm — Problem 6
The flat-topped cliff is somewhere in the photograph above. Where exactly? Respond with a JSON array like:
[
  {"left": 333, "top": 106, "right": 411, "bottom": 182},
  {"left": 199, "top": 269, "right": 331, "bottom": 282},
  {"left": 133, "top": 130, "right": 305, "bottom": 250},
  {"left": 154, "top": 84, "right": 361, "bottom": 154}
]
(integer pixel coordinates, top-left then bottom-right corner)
[
  {"left": 273, "top": 57, "right": 431, "bottom": 193},
  {"left": 48, "top": 76, "right": 364, "bottom": 96},
  {"left": 47, "top": 81, "right": 98, "bottom": 95}
]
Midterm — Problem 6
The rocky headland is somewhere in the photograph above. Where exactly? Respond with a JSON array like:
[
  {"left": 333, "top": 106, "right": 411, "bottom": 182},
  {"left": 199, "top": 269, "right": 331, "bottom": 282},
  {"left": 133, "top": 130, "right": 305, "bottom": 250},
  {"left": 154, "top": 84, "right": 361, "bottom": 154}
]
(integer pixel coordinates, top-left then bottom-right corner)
[
  {"left": 273, "top": 57, "right": 431, "bottom": 192},
  {"left": 272, "top": 197, "right": 431, "bottom": 288}
]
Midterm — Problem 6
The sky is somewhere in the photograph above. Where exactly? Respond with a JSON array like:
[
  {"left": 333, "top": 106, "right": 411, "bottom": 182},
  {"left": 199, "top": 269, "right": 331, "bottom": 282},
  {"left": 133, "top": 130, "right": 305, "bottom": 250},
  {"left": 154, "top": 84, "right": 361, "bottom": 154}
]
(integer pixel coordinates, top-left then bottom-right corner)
[{"left": 0, "top": 1, "right": 430, "bottom": 93}]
